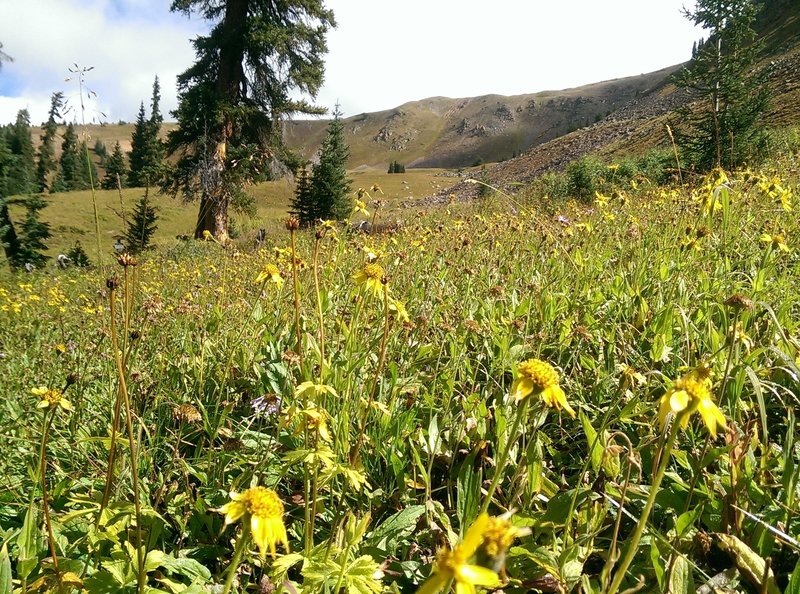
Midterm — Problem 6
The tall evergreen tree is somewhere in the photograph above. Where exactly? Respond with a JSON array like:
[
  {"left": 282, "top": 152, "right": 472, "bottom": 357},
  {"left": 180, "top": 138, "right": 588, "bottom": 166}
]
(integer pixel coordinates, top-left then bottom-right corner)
[
  {"left": 289, "top": 163, "right": 316, "bottom": 226},
  {"left": 128, "top": 102, "right": 150, "bottom": 187},
  {"left": 310, "top": 105, "right": 351, "bottom": 221},
  {"left": 673, "top": 0, "right": 770, "bottom": 171},
  {"left": 102, "top": 141, "right": 129, "bottom": 190},
  {"left": 35, "top": 92, "right": 64, "bottom": 192},
  {"left": 128, "top": 77, "right": 166, "bottom": 187},
  {"left": 17, "top": 194, "right": 51, "bottom": 267},
  {"left": 124, "top": 190, "right": 158, "bottom": 253},
  {"left": 52, "top": 123, "right": 92, "bottom": 192},
  {"left": 6, "top": 110, "right": 36, "bottom": 195},
  {"left": 165, "top": 0, "right": 335, "bottom": 240}
]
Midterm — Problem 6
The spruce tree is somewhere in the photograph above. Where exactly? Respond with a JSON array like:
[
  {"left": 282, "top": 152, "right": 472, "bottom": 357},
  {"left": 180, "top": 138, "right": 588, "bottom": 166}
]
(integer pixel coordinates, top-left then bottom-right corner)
[
  {"left": 103, "top": 142, "right": 128, "bottom": 190},
  {"left": 6, "top": 110, "right": 36, "bottom": 195},
  {"left": 124, "top": 190, "right": 158, "bottom": 253},
  {"left": 36, "top": 92, "right": 64, "bottom": 192},
  {"left": 128, "top": 102, "right": 149, "bottom": 187},
  {"left": 290, "top": 163, "right": 316, "bottom": 227},
  {"left": 673, "top": 0, "right": 770, "bottom": 171},
  {"left": 17, "top": 194, "right": 51, "bottom": 267},
  {"left": 166, "top": 0, "right": 334, "bottom": 240},
  {"left": 53, "top": 123, "right": 90, "bottom": 192},
  {"left": 310, "top": 105, "right": 351, "bottom": 221}
]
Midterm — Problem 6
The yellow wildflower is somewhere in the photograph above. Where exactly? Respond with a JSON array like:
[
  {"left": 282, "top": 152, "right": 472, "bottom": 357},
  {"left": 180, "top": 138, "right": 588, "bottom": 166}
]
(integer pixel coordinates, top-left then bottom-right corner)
[
  {"left": 254, "top": 264, "right": 284, "bottom": 288},
  {"left": 657, "top": 365, "right": 726, "bottom": 437},
  {"left": 481, "top": 514, "right": 530, "bottom": 559},
  {"left": 354, "top": 263, "right": 387, "bottom": 298},
  {"left": 760, "top": 232, "right": 789, "bottom": 252},
  {"left": 416, "top": 513, "right": 499, "bottom": 594},
  {"left": 510, "top": 359, "right": 574, "bottom": 417},
  {"left": 218, "top": 486, "right": 289, "bottom": 558},
  {"left": 389, "top": 297, "right": 410, "bottom": 323},
  {"left": 32, "top": 387, "right": 73, "bottom": 412}
]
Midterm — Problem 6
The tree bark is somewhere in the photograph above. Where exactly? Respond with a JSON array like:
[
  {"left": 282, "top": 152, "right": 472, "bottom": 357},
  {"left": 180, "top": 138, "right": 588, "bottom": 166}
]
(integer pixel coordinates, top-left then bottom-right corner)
[
  {"left": 194, "top": 0, "right": 246, "bottom": 241},
  {"left": 0, "top": 197, "right": 22, "bottom": 269}
]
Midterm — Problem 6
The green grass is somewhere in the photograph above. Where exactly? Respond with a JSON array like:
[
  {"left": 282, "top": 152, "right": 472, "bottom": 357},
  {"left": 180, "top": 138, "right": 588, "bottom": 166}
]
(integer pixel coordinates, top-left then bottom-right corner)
[{"left": 4, "top": 168, "right": 450, "bottom": 256}]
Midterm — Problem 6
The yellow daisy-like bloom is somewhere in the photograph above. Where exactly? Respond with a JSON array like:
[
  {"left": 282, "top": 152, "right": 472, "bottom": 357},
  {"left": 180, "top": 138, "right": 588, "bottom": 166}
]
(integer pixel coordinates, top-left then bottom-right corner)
[
  {"left": 481, "top": 515, "right": 530, "bottom": 558},
  {"left": 218, "top": 486, "right": 289, "bottom": 559},
  {"left": 416, "top": 513, "right": 500, "bottom": 594},
  {"left": 760, "top": 233, "right": 789, "bottom": 252},
  {"left": 254, "top": 264, "right": 283, "bottom": 288},
  {"left": 32, "top": 387, "right": 73, "bottom": 412},
  {"left": 354, "top": 263, "right": 387, "bottom": 299},
  {"left": 389, "top": 297, "right": 410, "bottom": 323},
  {"left": 510, "top": 359, "right": 575, "bottom": 417},
  {"left": 657, "top": 365, "right": 727, "bottom": 438}
]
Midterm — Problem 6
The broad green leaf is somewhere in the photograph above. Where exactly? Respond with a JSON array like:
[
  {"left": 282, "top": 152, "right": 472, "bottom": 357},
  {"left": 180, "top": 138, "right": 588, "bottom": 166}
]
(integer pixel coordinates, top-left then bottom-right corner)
[
  {"left": 456, "top": 450, "right": 481, "bottom": 532},
  {"left": 16, "top": 504, "right": 39, "bottom": 581},
  {"left": 667, "top": 555, "right": 692, "bottom": 594},
  {"left": 0, "top": 543, "right": 12, "bottom": 594},
  {"left": 367, "top": 505, "right": 425, "bottom": 552},
  {"left": 580, "top": 411, "right": 603, "bottom": 473},
  {"left": 786, "top": 558, "right": 800, "bottom": 594}
]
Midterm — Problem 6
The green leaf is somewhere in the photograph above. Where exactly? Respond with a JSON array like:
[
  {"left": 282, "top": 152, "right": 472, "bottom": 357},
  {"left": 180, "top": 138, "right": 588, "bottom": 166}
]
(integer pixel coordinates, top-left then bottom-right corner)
[
  {"left": 667, "top": 555, "right": 692, "bottom": 594},
  {"left": 675, "top": 506, "right": 702, "bottom": 538},
  {"left": 16, "top": 504, "right": 39, "bottom": 581},
  {"left": 580, "top": 411, "right": 603, "bottom": 473},
  {"left": 366, "top": 505, "right": 425, "bottom": 553},
  {"left": 456, "top": 450, "right": 481, "bottom": 532},
  {"left": 0, "top": 543, "right": 12, "bottom": 594},
  {"left": 786, "top": 558, "right": 800, "bottom": 594}
]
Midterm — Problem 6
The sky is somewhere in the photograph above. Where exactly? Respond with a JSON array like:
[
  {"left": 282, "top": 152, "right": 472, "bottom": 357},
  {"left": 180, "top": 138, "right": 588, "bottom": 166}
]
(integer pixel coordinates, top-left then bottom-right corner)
[{"left": 0, "top": 0, "right": 702, "bottom": 126}]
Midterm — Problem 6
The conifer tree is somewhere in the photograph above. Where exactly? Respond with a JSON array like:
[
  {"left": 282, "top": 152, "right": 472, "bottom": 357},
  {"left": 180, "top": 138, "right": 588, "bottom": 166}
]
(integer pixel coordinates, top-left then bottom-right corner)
[
  {"left": 128, "top": 102, "right": 149, "bottom": 187},
  {"left": 290, "top": 163, "right": 316, "bottom": 226},
  {"left": 53, "top": 123, "right": 90, "bottom": 192},
  {"left": 310, "top": 105, "right": 351, "bottom": 221},
  {"left": 103, "top": 141, "right": 129, "bottom": 190},
  {"left": 166, "top": 0, "right": 334, "bottom": 240},
  {"left": 6, "top": 110, "right": 36, "bottom": 196},
  {"left": 674, "top": 0, "right": 770, "bottom": 171},
  {"left": 36, "top": 92, "right": 64, "bottom": 192},
  {"left": 17, "top": 194, "right": 51, "bottom": 267},
  {"left": 124, "top": 190, "right": 158, "bottom": 253}
]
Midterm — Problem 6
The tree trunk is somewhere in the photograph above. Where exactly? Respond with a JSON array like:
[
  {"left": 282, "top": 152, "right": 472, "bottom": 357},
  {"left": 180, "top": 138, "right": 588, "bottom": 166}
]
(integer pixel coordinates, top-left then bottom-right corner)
[
  {"left": 194, "top": 0, "right": 247, "bottom": 241},
  {"left": 0, "top": 197, "right": 22, "bottom": 269}
]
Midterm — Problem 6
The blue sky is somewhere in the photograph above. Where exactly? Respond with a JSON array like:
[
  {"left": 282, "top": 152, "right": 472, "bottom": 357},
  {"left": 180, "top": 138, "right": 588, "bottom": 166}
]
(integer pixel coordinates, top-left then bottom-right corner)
[{"left": 0, "top": 0, "right": 701, "bottom": 125}]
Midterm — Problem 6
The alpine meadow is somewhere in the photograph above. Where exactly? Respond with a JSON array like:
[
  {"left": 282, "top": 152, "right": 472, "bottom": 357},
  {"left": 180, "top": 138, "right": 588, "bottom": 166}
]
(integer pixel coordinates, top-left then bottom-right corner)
[{"left": 2, "top": 1, "right": 800, "bottom": 594}]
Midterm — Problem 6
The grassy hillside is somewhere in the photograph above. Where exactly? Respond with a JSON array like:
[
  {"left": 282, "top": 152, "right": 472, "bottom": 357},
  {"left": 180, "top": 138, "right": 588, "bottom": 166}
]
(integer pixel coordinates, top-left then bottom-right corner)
[{"left": 4, "top": 168, "right": 451, "bottom": 257}]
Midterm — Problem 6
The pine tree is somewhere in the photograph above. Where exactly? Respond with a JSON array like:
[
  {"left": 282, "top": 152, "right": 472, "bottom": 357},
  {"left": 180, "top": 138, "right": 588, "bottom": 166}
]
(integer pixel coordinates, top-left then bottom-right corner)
[
  {"left": 36, "top": 92, "right": 64, "bottom": 192},
  {"left": 128, "top": 102, "right": 149, "bottom": 187},
  {"left": 310, "top": 105, "right": 351, "bottom": 221},
  {"left": 6, "top": 110, "right": 36, "bottom": 195},
  {"left": 673, "top": 0, "right": 770, "bottom": 171},
  {"left": 166, "top": 0, "right": 334, "bottom": 240},
  {"left": 290, "top": 163, "right": 316, "bottom": 226},
  {"left": 17, "top": 194, "right": 51, "bottom": 267},
  {"left": 53, "top": 123, "right": 90, "bottom": 192},
  {"left": 103, "top": 142, "right": 128, "bottom": 190},
  {"left": 124, "top": 190, "right": 158, "bottom": 253}
]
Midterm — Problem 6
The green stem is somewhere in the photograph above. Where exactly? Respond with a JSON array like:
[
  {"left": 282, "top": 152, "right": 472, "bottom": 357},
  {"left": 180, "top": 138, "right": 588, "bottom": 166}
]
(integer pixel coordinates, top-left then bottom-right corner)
[
  {"left": 110, "top": 286, "right": 145, "bottom": 594},
  {"left": 606, "top": 421, "right": 681, "bottom": 594},
  {"left": 39, "top": 409, "right": 64, "bottom": 594},
  {"left": 478, "top": 398, "right": 530, "bottom": 516},
  {"left": 221, "top": 520, "right": 252, "bottom": 594}
]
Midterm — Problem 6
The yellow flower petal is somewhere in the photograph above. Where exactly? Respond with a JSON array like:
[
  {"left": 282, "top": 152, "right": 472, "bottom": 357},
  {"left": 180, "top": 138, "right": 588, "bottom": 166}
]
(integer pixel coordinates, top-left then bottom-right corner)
[
  {"left": 511, "top": 377, "right": 534, "bottom": 403},
  {"left": 669, "top": 389, "right": 690, "bottom": 413},
  {"left": 456, "top": 564, "right": 501, "bottom": 588}
]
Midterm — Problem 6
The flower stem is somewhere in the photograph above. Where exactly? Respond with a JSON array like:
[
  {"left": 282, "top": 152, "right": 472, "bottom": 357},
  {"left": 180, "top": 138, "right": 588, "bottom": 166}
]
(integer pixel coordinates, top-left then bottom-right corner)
[
  {"left": 39, "top": 409, "right": 64, "bottom": 594},
  {"left": 221, "top": 520, "right": 251, "bottom": 594},
  {"left": 289, "top": 227, "right": 305, "bottom": 376},
  {"left": 479, "top": 398, "right": 530, "bottom": 516},
  {"left": 606, "top": 420, "right": 680, "bottom": 594}
]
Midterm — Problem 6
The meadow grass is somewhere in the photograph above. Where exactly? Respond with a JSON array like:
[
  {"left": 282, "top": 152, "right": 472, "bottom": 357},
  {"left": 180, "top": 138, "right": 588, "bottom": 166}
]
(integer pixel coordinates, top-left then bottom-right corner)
[{"left": 0, "top": 150, "right": 799, "bottom": 594}]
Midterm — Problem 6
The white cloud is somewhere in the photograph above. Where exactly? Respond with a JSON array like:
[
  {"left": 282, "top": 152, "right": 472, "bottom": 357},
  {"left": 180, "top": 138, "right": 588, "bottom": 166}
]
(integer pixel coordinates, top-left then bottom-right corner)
[{"left": 0, "top": 0, "right": 701, "bottom": 124}]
